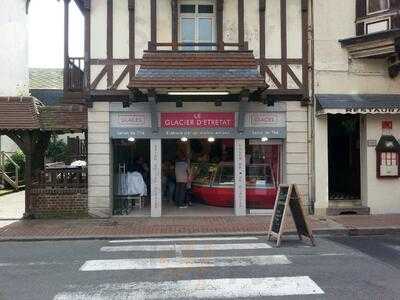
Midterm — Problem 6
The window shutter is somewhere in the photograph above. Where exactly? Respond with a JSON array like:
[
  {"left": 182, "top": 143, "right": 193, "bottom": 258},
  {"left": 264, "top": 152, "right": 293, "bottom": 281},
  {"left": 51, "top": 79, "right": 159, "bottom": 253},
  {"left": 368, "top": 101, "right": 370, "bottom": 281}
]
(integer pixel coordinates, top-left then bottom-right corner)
[{"left": 356, "top": 0, "right": 367, "bottom": 19}]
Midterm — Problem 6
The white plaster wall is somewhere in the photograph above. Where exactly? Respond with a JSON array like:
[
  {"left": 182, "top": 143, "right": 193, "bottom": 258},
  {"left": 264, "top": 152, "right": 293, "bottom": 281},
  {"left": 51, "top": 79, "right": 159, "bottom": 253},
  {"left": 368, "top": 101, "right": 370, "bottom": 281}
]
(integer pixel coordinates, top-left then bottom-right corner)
[
  {"left": 244, "top": 0, "right": 259, "bottom": 58},
  {"left": 223, "top": 0, "right": 238, "bottom": 45},
  {"left": 364, "top": 115, "right": 400, "bottom": 214},
  {"left": 314, "top": 0, "right": 400, "bottom": 94},
  {"left": 286, "top": 0, "right": 302, "bottom": 59},
  {"left": 91, "top": 0, "right": 107, "bottom": 59},
  {"left": 113, "top": 0, "right": 129, "bottom": 59},
  {"left": 157, "top": 0, "right": 171, "bottom": 44},
  {"left": 0, "top": 0, "right": 28, "bottom": 96},
  {"left": 265, "top": 0, "right": 281, "bottom": 59},
  {"left": 88, "top": 102, "right": 112, "bottom": 218},
  {"left": 135, "top": 0, "right": 151, "bottom": 58}
]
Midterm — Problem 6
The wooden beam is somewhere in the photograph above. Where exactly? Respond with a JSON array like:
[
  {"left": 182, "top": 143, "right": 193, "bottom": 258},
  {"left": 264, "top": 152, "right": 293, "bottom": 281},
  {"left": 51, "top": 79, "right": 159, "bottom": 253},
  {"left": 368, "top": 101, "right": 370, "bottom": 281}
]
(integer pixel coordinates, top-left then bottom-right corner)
[
  {"left": 107, "top": 0, "right": 113, "bottom": 88},
  {"left": 84, "top": 0, "right": 91, "bottom": 93},
  {"left": 64, "top": 0, "right": 71, "bottom": 92},
  {"left": 128, "top": 0, "right": 135, "bottom": 80},
  {"left": 301, "top": 0, "right": 309, "bottom": 97},
  {"left": 216, "top": 0, "right": 224, "bottom": 51},
  {"left": 171, "top": 0, "right": 178, "bottom": 50},
  {"left": 90, "top": 66, "right": 108, "bottom": 90},
  {"left": 238, "top": 0, "right": 245, "bottom": 50},
  {"left": 150, "top": 0, "right": 157, "bottom": 51},
  {"left": 280, "top": 0, "right": 287, "bottom": 89},
  {"left": 259, "top": 0, "right": 266, "bottom": 80}
]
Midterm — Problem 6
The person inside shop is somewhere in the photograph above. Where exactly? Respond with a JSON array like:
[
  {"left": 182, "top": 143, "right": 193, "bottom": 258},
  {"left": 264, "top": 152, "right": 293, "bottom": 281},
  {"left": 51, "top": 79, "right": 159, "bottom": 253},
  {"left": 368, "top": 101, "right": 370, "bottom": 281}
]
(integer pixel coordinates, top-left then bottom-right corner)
[
  {"left": 163, "top": 159, "right": 176, "bottom": 204},
  {"left": 126, "top": 162, "right": 147, "bottom": 198},
  {"left": 134, "top": 155, "right": 150, "bottom": 194},
  {"left": 175, "top": 152, "right": 190, "bottom": 208}
]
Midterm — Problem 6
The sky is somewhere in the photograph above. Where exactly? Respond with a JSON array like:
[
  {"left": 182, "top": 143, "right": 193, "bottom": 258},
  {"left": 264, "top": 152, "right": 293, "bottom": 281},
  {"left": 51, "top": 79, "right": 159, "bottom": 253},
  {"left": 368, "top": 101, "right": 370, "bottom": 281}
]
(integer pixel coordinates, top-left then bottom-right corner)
[{"left": 28, "top": 0, "right": 84, "bottom": 68}]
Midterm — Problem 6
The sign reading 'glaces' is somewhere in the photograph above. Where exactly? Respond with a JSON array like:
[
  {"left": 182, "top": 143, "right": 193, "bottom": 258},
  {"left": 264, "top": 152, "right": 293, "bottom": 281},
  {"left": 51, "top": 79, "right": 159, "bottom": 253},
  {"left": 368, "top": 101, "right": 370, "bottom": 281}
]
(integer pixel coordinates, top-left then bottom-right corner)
[{"left": 160, "top": 112, "right": 235, "bottom": 128}]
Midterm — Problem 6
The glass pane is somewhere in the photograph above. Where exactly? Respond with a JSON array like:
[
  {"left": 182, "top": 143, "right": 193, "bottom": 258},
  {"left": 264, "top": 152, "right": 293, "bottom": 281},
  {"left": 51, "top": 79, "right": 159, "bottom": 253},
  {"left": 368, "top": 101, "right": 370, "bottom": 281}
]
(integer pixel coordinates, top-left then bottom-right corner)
[
  {"left": 219, "top": 165, "right": 234, "bottom": 185},
  {"left": 180, "top": 4, "right": 195, "bottom": 13},
  {"left": 368, "top": 0, "right": 389, "bottom": 13},
  {"left": 198, "top": 18, "right": 213, "bottom": 42},
  {"left": 181, "top": 18, "right": 195, "bottom": 50},
  {"left": 198, "top": 4, "right": 214, "bottom": 13}
]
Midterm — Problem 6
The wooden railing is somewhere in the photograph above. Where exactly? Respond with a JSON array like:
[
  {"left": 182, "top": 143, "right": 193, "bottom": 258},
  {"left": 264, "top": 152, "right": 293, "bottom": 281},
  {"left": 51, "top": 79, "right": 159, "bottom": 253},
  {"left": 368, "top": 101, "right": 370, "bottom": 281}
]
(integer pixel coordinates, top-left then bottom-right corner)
[
  {"left": 34, "top": 168, "right": 87, "bottom": 189},
  {"left": 0, "top": 151, "right": 20, "bottom": 190},
  {"left": 148, "top": 41, "right": 249, "bottom": 51},
  {"left": 67, "top": 57, "right": 85, "bottom": 91}
]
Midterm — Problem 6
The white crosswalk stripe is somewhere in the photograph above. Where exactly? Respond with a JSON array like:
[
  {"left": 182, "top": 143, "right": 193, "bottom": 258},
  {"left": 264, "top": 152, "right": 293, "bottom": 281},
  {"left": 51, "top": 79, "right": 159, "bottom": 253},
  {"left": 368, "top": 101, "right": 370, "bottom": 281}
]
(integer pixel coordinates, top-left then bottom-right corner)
[
  {"left": 80, "top": 255, "right": 291, "bottom": 271},
  {"left": 101, "top": 242, "right": 272, "bottom": 252},
  {"left": 54, "top": 276, "right": 324, "bottom": 299},
  {"left": 109, "top": 236, "right": 259, "bottom": 243},
  {"left": 54, "top": 236, "right": 325, "bottom": 299}
]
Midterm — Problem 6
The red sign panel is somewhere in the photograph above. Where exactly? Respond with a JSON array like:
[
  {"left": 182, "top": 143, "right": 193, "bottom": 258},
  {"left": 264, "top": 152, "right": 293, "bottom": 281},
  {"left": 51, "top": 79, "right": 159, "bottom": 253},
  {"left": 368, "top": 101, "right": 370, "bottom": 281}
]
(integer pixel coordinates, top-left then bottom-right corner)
[
  {"left": 161, "top": 112, "right": 235, "bottom": 128},
  {"left": 382, "top": 120, "right": 393, "bottom": 130}
]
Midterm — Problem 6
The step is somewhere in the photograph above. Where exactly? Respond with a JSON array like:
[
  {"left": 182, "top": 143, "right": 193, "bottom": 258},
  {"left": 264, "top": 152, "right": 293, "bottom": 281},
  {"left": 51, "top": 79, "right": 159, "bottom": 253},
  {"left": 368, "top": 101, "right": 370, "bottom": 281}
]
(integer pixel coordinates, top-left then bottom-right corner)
[{"left": 327, "top": 206, "right": 370, "bottom": 216}]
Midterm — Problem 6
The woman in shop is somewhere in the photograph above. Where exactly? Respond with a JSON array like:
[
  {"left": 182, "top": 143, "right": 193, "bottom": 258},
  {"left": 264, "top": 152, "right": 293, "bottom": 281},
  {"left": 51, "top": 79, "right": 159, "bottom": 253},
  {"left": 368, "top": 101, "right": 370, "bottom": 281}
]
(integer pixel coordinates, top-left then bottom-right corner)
[{"left": 175, "top": 153, "right": 190, "bottom": 208}]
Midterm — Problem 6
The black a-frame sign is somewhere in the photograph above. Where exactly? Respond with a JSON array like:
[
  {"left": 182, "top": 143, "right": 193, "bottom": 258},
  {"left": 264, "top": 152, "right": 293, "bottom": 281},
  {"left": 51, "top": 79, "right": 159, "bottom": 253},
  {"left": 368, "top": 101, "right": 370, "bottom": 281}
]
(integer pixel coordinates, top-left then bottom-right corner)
[{"left": 267, "top": 184, "right": 315, "bottom": 247}]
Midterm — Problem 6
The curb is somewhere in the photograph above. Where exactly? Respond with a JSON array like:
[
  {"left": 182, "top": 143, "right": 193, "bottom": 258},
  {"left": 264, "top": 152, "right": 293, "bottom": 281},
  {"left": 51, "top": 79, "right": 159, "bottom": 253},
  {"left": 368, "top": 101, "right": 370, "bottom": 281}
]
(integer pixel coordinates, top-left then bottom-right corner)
[{"left": 2, "top": 227, "right": 399, "bottom": 242}]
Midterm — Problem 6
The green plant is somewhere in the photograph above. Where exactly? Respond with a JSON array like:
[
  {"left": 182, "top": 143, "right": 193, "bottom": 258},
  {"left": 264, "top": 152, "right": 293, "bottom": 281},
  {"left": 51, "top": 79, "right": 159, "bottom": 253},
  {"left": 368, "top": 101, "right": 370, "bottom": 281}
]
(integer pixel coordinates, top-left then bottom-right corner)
[
  {"left": 46, "top": 138, "right": 68, "bottom": 162},
  {"left": 4, "top": 150, "right": 25, "bottom": 176}
]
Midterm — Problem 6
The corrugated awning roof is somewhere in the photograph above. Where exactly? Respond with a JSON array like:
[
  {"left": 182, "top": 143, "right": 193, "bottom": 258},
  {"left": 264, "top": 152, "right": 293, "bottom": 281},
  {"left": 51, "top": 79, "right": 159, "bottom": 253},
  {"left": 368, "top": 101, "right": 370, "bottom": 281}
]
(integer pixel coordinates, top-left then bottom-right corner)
[
  {"left": 316, "top": 94, "right": 400, "bottom": 115},
  {"left": 128, "top": 51, "right": 267, "bottom": 91}
]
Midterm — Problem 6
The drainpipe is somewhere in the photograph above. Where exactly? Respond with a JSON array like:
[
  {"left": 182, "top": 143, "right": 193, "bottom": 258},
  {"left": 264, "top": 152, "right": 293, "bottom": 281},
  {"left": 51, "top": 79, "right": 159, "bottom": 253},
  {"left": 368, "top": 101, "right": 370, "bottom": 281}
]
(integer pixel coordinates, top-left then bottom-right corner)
[{"left": 308, "top": 0, "right": 316, "bottom": 214}]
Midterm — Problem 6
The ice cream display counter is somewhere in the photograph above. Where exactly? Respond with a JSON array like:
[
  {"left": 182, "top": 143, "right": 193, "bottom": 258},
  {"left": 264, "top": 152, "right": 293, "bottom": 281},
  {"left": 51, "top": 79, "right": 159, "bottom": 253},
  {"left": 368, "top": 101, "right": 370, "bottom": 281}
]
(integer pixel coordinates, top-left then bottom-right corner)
[{"left": 191, "top": 163, "right": 278, "bottom": 209}]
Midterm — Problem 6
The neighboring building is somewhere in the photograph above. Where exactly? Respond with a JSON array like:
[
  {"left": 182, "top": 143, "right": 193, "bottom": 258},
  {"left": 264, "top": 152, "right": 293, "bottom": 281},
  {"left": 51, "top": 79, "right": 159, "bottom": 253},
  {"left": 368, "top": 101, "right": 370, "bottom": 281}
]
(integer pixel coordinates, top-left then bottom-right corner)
[
  {"left": 62, "top": 0, "right": 311, "bottom": 218},
  {"left": 313, "top": 0, "right": 400, "bottom": 215},
  {"left": 29, "top": 68, "right": 64, "bottom": 106},
  {"left": 0, "top": 0, "right": 29, "bottom": 155}
]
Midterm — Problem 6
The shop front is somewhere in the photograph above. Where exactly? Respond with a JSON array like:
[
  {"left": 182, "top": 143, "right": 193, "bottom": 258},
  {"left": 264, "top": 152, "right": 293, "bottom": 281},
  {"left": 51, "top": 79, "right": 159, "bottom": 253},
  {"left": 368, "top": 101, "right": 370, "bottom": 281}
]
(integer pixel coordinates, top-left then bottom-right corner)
[
  {"left": 314, "top": 94, "right": 400, "bottom": 215},
  {"left": 109, "top": 101, "right": 287, "bottom": 217}
]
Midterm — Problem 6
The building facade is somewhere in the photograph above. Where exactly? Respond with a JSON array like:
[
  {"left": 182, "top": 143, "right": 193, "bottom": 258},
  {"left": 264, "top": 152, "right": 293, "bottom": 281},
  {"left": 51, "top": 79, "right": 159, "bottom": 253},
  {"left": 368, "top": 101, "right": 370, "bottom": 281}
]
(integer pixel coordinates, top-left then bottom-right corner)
[
  {"left": 313, "top": 0, "right": 400, "bottom": 215},
  {"left": 63, "top": 0, "right": 311, "bottom": 218}
]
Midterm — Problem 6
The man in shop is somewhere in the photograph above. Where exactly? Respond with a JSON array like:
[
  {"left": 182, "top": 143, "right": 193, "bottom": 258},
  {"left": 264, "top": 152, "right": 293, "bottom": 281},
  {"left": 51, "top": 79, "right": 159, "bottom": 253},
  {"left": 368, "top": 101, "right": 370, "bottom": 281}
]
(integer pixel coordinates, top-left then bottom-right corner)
[{"left": 175, "top": 153, "right": 190, "bottom": 208}]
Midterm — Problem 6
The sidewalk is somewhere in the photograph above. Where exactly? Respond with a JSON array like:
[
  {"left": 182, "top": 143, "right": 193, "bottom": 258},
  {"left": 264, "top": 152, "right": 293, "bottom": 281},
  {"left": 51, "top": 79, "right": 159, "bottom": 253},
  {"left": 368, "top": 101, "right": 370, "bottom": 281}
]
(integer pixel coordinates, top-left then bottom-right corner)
[{"left": 0, "top": 214, "right": 399, "bottom": 241}]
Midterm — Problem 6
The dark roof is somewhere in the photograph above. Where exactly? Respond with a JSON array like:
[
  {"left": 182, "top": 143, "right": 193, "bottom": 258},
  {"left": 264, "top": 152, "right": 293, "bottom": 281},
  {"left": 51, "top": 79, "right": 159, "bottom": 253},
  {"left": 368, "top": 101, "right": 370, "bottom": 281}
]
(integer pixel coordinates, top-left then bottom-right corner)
[
  {"left": 30, "top": 89, "right": 64, "bottom": 106},
  {"left": 316, "top": 94, "right": 400, "bottom": 111},
  {"left": 39, "top": 105, "right": 87, "bottom": 131},
  {"left": 29, "top": 68, "right": 63, "bottom": 90},
  {"left": 0, "top": 97, "right": 86, "bottom": 132},
  {"left": 339, "top": 29, "right": 400, "bottom": 46},
  {"left": 0, "top": 97, "right": 42, "bottom": 130},
  {"left": 128, "top": 51, "right": 267, "bottom": 90}
]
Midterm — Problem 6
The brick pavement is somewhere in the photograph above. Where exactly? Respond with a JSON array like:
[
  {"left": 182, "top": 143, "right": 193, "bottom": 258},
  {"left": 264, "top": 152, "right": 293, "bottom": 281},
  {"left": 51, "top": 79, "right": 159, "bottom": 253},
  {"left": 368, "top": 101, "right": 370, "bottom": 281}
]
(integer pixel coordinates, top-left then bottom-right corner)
[{"left": 0, "top": 214, "right": 398, "bottom": 241}]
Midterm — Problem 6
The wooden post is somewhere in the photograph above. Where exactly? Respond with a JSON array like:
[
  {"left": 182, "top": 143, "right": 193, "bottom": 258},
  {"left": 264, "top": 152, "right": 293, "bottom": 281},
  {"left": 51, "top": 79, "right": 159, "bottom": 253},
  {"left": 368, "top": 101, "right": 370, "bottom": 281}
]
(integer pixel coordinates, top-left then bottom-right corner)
[
  {"left": 64, "top": 0, "right": 71, "bottom": 92},
  {"left": 171, "top": 0, "right": 178, "bottom": 50},
  {"left": 216, "top": 0, "right": 224, "bottom": 51}
]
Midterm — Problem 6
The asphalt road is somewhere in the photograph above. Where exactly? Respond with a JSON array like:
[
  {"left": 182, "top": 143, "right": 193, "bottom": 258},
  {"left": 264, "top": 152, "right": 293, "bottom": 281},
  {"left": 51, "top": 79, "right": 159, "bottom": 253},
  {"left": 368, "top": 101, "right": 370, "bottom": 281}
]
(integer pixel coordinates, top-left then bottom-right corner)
[{"left": 0, "top": 234, "right": 399, "bottom": 299}]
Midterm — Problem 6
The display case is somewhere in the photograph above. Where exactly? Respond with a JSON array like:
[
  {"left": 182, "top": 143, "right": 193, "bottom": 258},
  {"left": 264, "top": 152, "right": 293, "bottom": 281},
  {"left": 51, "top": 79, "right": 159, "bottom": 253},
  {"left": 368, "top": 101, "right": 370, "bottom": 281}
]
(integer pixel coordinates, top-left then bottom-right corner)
[{"left": 191, "top": 162, "right": 278, "bottom": 208}]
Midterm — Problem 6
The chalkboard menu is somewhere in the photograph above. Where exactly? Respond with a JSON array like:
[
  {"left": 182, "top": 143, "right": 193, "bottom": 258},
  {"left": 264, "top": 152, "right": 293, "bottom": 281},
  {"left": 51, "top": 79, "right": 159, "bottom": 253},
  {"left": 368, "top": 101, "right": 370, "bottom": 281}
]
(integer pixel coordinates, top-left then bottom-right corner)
[
  {"left": 268, "top": 184, "right": 315, "bottom": 247},
  {"left": 271, "top": 186, "right": 289, "bottom": 234}
]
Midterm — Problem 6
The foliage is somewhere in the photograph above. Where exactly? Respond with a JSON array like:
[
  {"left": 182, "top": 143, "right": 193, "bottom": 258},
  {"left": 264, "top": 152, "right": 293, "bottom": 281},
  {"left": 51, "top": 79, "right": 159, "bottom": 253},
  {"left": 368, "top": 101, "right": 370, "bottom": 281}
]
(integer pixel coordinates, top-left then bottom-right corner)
[
  {"left": 4, "top": 150, "right": 25, "bottom": 176},
  {"left": 46, "top": 137, "right": 68, "bottom": 163}
]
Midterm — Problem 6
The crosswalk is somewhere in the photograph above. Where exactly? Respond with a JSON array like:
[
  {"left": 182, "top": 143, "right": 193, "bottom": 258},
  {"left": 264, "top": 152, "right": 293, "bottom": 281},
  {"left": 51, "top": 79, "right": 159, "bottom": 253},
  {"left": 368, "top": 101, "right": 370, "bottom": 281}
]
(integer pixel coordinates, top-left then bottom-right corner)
[{"left": 54, "top": 236, "right": 325, "bottom": 299}]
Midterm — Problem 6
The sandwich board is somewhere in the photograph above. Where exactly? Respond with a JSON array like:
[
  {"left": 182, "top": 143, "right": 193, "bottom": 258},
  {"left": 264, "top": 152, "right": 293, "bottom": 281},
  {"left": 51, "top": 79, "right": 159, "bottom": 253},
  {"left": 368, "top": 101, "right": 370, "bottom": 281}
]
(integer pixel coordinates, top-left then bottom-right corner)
[{"left": 267, "top": 184, "right": 315, "bottom": 247}]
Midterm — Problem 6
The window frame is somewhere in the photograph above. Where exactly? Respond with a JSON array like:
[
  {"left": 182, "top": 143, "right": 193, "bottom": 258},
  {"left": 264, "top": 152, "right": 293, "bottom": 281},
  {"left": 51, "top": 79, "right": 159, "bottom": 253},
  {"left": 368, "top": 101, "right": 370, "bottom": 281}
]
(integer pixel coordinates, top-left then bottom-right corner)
[
  {"left": 367, "top": 0, "right": 390, "bottom": 15},
  {"left": 178, "top": 0, "right": 216, "bottom": 51}
]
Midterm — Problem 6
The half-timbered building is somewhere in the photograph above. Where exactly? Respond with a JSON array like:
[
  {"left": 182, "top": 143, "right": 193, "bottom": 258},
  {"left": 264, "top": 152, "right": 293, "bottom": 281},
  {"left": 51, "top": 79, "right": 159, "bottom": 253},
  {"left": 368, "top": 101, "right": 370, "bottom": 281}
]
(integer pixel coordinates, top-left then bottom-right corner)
[{"left": 63, "top": 0, "right": 311, "bottom": 217}]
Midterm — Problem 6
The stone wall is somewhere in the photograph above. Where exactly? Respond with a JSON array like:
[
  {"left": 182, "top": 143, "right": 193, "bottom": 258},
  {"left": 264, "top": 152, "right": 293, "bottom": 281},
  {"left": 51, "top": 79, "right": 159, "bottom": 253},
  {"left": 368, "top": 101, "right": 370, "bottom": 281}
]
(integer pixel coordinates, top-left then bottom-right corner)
[{"left": 30, "top": 188, "right": 88, "bottom": 218}]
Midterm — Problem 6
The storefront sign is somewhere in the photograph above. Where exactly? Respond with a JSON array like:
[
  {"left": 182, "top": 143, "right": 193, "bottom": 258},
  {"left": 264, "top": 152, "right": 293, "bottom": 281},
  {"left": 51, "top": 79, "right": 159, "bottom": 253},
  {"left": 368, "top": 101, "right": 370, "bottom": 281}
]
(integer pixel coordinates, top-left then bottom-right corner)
[
  {"left": 344, "top": 108, "right": 400, "bottom": 114},
  {"left": 160, "top": 112, "right": 235, "bottom": 128},
  {"left": 245, "top": 112, "right": 286, "bottom": 128},
  {"left": 112, "top": 112, "right": 151, "bottom": 128}
]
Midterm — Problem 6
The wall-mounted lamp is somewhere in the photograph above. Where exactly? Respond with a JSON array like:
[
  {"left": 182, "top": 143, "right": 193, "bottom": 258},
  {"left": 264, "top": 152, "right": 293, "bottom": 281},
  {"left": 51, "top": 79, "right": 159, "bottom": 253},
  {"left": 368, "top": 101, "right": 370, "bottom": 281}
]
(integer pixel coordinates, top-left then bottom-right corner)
[
  {"left": 128, "top": 137, "right": 136, "bottom": 142},
  {"left": 180, "top": 137, "right": 188, "bottom": 142},
  {"left": 208, "top": 137, "right": 215, "bottom": 143},
  {"left": 176, "top": 100, "right": 183, "bottom": 108}
]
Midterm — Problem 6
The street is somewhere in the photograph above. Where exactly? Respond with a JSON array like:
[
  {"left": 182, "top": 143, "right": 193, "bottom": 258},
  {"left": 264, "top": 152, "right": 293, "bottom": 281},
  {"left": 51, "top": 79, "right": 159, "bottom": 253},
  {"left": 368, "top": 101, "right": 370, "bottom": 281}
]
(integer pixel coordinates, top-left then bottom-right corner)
[{"left": 0, "top": 234, "right": 399, "bottom": 299}]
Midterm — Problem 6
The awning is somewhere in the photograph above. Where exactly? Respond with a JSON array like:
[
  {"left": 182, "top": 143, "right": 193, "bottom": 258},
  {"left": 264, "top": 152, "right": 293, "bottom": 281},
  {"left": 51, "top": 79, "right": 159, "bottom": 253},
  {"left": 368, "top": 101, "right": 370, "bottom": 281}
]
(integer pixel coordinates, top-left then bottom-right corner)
[
  {"left": 128, "top": 51, "right": 267, "bottom": 92},
  {"left": 316, "top": 94, "right": 400, "bottom": 116}
]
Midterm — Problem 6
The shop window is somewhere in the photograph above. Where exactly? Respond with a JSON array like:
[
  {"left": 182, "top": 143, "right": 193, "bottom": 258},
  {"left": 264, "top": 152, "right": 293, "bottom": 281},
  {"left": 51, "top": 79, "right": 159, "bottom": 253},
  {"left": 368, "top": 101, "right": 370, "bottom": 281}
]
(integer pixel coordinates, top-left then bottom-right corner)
[
  {"left": 246, "top": 165, "right": 275, "bottom": 188},
  {"left": 218, "top": 165, "right": 234, "bottom": 185},
  {"left": 179, "top": 1, "right": 216, "bottom": 50},
  {"left": 367, "top": 0, "right": 390, "bottom": 14}
]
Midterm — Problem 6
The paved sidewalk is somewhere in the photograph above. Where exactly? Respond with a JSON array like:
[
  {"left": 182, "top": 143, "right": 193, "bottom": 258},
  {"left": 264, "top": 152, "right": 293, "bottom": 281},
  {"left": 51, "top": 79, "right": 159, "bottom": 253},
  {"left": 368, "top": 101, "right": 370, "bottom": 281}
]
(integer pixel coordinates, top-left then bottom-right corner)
[
  {"left": 0, "top": 191, "right": 24, "bottom": 220},
  {"left": 0, "top": 214, "right": 399, "bottom": 241}
]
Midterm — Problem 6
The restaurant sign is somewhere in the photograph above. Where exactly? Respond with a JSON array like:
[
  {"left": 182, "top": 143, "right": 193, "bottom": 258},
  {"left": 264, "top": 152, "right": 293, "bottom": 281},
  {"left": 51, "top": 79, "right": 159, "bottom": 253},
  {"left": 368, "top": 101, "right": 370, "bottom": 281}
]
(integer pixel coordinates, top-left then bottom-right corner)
[{"left": 160, "top": 112, "right": 235, "bottom": 128}]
